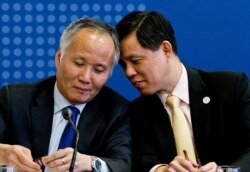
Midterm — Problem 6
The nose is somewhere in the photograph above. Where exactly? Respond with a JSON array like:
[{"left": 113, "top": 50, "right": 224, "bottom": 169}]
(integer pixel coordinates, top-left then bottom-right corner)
[
  {"left": 78, "top": 67, "right": 91, "bottom": 83},
  {"left": 124, "top": 64, "right": 137, "bottom": 78}
]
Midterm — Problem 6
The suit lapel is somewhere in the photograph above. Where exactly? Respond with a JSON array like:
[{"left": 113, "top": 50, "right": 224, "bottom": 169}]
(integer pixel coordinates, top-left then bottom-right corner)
[
  {"left": 77, "top": 96, "right": 103, "bottom": 152},
  {"left": 31, "top": 78, "right": 55, "bottom": 158},
  {"left": 152, "top": 95, "right": 177, "bottom": 160},
  {"left": 31, "top": 106, "right": 53, "bottom": 157},
  {"left": 187, "top": 68, "right": 212, "bottom": 146}
]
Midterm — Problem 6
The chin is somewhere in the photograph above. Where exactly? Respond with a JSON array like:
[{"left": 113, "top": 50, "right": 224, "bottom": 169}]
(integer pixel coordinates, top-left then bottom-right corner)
[
  {"left": 69, "top": 95, "right": 90, "bottom": 104},
  {"left": 140, "top": 89, "right": 155, "bottom": 96}
]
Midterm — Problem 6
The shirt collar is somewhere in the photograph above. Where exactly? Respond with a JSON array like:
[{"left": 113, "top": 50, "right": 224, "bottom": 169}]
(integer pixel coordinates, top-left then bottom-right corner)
[
  {"left": 54, "top": 82, "right": 86, "bottom": 114},
  {"left": 157, "top": 63, "right": 189, "bottom": 105},
  {"left": 172, "top": 64, "right": 189, "bottom": 104}
]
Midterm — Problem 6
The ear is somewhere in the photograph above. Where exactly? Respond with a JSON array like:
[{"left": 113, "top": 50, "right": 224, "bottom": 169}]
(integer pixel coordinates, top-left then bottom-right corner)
[
  {"left": 55, "top": 49, "right": 62, "bottom": 70},
  {"left": 161, "top": 40, "right": 173, "bottom": 56}
]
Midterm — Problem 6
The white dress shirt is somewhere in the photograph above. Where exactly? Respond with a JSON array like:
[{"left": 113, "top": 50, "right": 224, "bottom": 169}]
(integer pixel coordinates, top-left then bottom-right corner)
[{"left": 44, "top": 82, "right": 109, "bottom": 172}]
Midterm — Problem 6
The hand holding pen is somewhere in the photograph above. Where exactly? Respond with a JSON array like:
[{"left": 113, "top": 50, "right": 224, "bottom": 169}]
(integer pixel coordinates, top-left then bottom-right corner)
[{"left": 183, "top": 149, "right": 200, "bottom": 169}]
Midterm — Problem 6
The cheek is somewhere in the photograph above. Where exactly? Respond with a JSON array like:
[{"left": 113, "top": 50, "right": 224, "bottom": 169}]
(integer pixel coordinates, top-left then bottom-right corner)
[
  {"left": 92, "top": 74, "right": 109, "bottom": 88},
  {"left": 145, "top": 67, "right": 162, "bottom": 83},
  {"left": 57, "top": 67, "right": 80, "bottom": 88},
  {"left": 62, "top": 64, "right": 79, "bottom": 77}
]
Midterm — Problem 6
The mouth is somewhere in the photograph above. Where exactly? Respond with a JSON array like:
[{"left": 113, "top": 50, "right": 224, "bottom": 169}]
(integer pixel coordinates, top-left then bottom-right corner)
[
  {"left": 132, "top": 80, "right": 144, "bottom": 89},
  {"left": 74, "top": 86, "right": 92, "bottom": 93}
]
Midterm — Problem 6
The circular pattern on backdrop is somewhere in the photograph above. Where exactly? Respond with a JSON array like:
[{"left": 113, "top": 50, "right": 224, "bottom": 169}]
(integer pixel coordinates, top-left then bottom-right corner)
[{"left": 0, "top": 1, "right": 147, "bottom": 86}]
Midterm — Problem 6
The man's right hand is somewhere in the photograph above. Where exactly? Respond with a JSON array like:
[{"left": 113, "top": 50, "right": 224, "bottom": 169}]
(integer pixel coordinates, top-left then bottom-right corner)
[
  {"left": 155, "top": 156, "right": 199, "bottom": 172},
  {"left": 0, "top": 144, "right": 41, "bottom": 172}
]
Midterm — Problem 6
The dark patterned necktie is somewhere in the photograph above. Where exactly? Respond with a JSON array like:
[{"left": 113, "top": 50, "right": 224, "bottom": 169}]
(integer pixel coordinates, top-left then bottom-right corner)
[{"left": 58, "top": 106, "right": 80, "bottom": 149}]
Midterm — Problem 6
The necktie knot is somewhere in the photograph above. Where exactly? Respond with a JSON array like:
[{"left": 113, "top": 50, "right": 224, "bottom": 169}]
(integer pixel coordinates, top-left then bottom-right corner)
[{"left": 166, "top": 95, "right": 181, "bottom": 109}]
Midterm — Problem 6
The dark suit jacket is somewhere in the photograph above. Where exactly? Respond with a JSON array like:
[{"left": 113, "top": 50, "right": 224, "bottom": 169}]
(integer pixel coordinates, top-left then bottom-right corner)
[
  {"left": 0, "top": 76, "right": 131, "bottom": 172},
  {"left": 128, "top": 68, "right": 250, "bottom": 172}
]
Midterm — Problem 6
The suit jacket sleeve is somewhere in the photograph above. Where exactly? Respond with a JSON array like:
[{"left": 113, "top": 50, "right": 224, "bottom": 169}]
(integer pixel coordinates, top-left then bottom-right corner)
[
  {"left": 229, "top": 72, "right": 250, "bottom": 171},
  {"left": 76, "top": 87, "right": 132, "bottom": 172}
]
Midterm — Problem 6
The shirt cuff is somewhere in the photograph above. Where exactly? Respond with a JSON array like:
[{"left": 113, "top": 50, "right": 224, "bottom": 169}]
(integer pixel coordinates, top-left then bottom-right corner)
[{"left": 97, "top": 157, "right": 110, "bottom": 172}]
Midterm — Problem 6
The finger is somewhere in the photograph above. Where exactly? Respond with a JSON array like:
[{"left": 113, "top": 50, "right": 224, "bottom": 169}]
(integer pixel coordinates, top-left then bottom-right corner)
[
  {"left": 14, "top": 160, "right": 41, "bottom": 172},
  {"left": 169, "top": 159, "right": 191, "bottom": 172},
  {"left": 175, "top": 156, "right": 197, "bottom": 171},
  {"left": 44, "top": 148, "right": 74, "bottom": 166},
  {"left": 43, "top": 148, "right": 71, "bottom": 164},
  {"left": 8, "top": 146, "right": 41, "bottom": 170},
  {"left": 167, "top": 166, "right": 175, "bottom": 172},
  {"left": 17, "top": 151, "right": 41, "bottom": 169},
  {"left": 50, "top": 163, "right": 69, "bottom": 172},
  {"left": 63, "top": 164, "right": 69, "bottom": 172},
  {"left": 43, "top": 152, "right": 63, "bottom": 165},
  {"left": 62, "top": 164, "right": 69, "bottom": 172},
  {"left": 199, "top": 162, "right": 217, "bottom": 171},
  {"left": 15, "top": 156, "right": 41, "bottom": 172},
  {"left": 189, "top": 159, "right": 199, "bottom": 168},
  {"left": 44, "top": 155, "right": 70, "bottom": 168}
]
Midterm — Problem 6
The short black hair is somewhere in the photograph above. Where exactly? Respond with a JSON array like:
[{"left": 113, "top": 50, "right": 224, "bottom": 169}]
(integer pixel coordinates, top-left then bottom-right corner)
[{"left": 116, "top": 11, "right": 178, "bottom": 54}]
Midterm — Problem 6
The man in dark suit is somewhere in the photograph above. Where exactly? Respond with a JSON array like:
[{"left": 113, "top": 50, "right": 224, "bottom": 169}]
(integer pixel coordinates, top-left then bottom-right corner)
[
  {"left": 0, "top": 18, "right": 131, "bottom": 172},
  {"left": 116, "top": 11, "right": 250, "bottom": 172}
]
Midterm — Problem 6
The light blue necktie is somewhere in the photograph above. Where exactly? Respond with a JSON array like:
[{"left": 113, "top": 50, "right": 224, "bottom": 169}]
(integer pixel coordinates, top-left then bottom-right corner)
[{"left": 58, "top": 106, "right": 80, "bottom": 149}]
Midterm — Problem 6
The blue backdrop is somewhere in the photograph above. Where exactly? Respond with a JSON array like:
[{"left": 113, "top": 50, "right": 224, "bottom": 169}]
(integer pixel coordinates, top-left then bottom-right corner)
[{"left": 1, "top": 0, "right": 250, "bottom": 100}]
